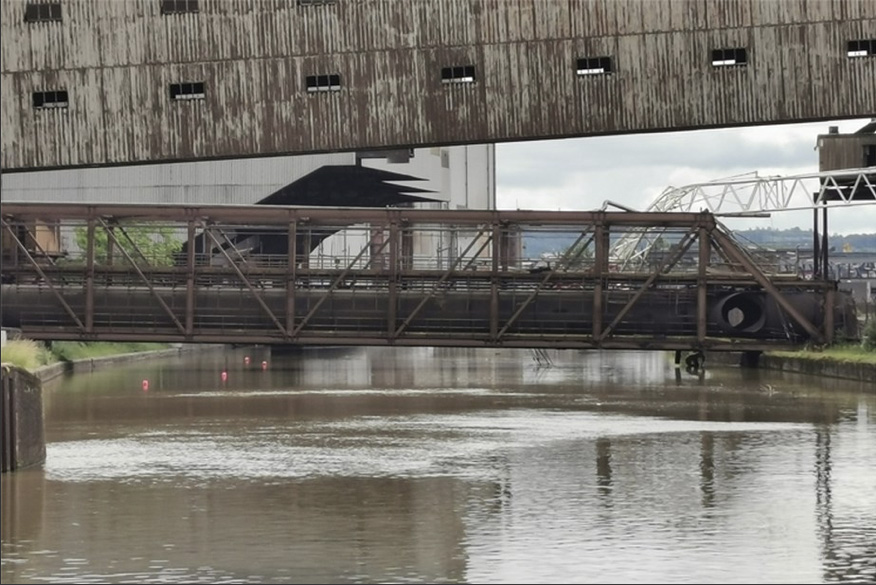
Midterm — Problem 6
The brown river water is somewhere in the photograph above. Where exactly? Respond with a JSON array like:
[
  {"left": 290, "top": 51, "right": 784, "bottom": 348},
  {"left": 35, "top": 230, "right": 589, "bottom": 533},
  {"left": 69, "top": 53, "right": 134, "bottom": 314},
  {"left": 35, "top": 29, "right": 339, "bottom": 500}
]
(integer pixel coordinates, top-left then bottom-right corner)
[{"left": 2, "top": 346, "right": 874, "bottom": 584}]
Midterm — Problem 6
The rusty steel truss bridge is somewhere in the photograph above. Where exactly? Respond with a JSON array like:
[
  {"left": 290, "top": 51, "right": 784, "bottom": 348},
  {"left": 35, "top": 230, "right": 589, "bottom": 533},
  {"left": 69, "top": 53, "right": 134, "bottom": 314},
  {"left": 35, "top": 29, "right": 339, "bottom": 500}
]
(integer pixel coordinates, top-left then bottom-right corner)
[{"left": 0, "top": 204, "right": 856, "bottom": 352}]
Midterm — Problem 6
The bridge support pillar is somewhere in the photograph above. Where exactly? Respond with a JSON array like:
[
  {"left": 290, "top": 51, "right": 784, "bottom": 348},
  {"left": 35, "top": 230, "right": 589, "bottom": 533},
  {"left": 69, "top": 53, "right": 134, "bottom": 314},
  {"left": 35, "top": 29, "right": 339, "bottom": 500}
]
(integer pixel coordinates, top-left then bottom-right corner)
[{"left": 1, "top": 365, "right": 45, "bottom": 473}]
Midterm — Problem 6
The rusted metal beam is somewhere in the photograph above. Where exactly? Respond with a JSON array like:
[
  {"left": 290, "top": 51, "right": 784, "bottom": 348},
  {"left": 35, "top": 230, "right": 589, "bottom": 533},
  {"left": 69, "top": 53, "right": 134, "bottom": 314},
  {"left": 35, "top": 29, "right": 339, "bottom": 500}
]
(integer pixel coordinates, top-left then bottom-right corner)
[
  {"left": 85, "top": 219, "right": 95, "bottom": 333},
  {"left": 292, "top": 232, "right": 391, "bottom": 339},
  {"left": 0, "top": 203, "right": 733, "bottom": 230},
  {"left": 0, "top": 219, "right": 86, "bottom": 333},
  {"left": 593, "top": 222, "right": 608, "bottom": 340},
  {"left": 712, "top": 228, "right": 824, "bottom": 343},
  {"left": 105, "top": 221, "right": 115, "bottom": 286},
  {"left": 286, "top": 220, "right": 297, "bottom": 336},
  {"left": 824, "top": 286, "right": 835, "bottom": 344},
  {"left": 185, "top": 220, "right": 196, "bottom": 337},
  {"left": 490, "top": 223, "right": 500, "bottom": 341},
  {"left": 393, "top": 225, "right": 490, "bottom": 339},
  {"left": 215, "top": 226, "right": 251, "bottom": 267},
  {"left": 496, "top": 229, "right": 594, "bottom": 340},
  {"left": 114, "top": 223, "right": 152, "bottom": 267},
  {"left": 10, "top": 325, "right": 815, "bottom": 354},
  {"left": 697, "top": 226, "right": 710, "bottom": 343},
  {"left": 388, "top": 221, "right": 399, "bottom": 339},
  {"left": 599, "top": 228, "right": 698, "bottom": 342},
  {"left": 99, "top": 218, "right": 187, "bottom": 336},
  {"left": 203, "top": 227, "right": 287, "bottom": 337}
]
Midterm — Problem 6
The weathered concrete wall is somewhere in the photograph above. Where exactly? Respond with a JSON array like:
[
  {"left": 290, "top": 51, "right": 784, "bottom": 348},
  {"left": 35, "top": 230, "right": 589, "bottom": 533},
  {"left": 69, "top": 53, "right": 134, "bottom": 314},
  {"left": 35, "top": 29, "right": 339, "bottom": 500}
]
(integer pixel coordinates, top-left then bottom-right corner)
[
  {"left": 1, "top": 364, "right": 46, "bottom": 472},
  {"left": 687, "top": 349, "right": 876, "bottom": 387},
  {"left": 759, "top": 353, "right": 876, "bottom": 383},
  {"left": 35, "top": 344, "right": 227, "bottom": 383}
]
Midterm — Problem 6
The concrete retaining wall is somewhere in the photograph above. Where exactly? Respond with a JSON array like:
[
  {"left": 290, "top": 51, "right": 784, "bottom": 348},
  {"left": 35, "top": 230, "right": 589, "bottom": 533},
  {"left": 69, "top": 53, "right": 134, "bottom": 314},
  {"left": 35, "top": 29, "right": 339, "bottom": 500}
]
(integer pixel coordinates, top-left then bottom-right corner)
[
  {"left": 759, "top": 354, "right": 876, "bottom": 384},
  {"left": 35, "top": 344, "right": 225, "bottom": 384},
  {"left": 1, "top": 365, "right": 46, "bottom": 472},
  {"left": 703, "top": 350, "right": 875, "bottom": 387}
]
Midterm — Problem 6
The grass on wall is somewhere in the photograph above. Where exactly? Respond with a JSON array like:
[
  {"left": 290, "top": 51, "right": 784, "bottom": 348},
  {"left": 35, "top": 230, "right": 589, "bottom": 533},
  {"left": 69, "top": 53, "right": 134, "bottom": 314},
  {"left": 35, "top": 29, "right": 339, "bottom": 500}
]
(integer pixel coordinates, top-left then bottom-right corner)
[{"left": 1, "top": 340, "right": 171, "bottom": 372}]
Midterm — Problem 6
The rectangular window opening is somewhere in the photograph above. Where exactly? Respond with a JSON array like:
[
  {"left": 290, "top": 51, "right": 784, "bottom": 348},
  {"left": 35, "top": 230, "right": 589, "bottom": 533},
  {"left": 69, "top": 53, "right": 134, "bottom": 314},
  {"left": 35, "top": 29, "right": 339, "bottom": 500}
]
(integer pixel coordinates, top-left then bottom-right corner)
[
  {"left": 441, "top": 65, "right": 476, "bottom": 84},
  {"left": 161, "top": 0, "right": 199, "bottom": 15},
  {"left": 297, "top": 0, "right": 338, "bottom": 6},
  {"left": 306, "top": 74, "right": 342, "bottom": 92},
  {"left": 576, "top": 56, "right": 613, "bottom": 76},
  {"left": 33, "top": 89, "right": 69, "bottom": 109},
  {"left": 169, "top": 82, "right": 206, "bottom": 100},
  {"left": 24, "top": 2, "right": 62, "bottom": 22},
  {"left": 847, "top": 39, "right": 875, "bottom": 58},
  {"left": 711, "top": 47, "right": 748, "bottom": 67}
]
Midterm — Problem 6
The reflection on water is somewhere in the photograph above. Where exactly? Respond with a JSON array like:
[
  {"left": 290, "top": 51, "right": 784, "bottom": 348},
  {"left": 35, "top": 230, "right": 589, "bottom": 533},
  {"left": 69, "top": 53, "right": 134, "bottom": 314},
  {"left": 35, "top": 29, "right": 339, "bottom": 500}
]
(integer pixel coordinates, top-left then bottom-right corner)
[{"left": 2, "top": 347, "right": 874, "bottom": 584}]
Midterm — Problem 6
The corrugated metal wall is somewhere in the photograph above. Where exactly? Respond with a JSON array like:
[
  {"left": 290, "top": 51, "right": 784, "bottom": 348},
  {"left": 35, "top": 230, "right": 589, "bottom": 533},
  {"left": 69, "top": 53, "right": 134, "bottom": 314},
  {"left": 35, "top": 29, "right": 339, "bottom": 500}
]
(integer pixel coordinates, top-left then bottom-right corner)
[{"left": 2, "top": 0, "right": 874, "bottom": 170}]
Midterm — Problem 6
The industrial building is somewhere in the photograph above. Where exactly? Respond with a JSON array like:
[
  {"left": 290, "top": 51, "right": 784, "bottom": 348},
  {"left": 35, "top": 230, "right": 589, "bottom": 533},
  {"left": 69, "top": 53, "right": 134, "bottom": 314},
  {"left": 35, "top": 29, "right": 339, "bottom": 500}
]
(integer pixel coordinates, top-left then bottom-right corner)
[{"left": 1, "top": 0, "right": 873, "bottom": 170}]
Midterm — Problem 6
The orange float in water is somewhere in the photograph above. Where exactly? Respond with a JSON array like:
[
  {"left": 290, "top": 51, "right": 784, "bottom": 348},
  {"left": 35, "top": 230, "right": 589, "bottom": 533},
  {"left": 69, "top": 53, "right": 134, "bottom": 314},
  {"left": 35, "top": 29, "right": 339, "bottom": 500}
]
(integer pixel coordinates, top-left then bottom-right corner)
[
  {"left": 142, "top": 379, "right": 149, "bottom": 391},
  {"left": 221, "top": 371, "right": 228, "bottom": 382}
]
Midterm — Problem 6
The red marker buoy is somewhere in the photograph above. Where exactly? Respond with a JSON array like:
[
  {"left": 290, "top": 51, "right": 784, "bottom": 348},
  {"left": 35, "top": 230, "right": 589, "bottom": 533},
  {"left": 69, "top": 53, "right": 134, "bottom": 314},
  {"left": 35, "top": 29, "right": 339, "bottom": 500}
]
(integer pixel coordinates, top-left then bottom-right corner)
[
  {"left": 221, "top": 370, "right": 228, "bottom": 382},
  {"left": 142, "top": 379, "right": 149, "bottom": 391},
  {"left": 261, "top": 360, "right": 268, "bottom": 371}
]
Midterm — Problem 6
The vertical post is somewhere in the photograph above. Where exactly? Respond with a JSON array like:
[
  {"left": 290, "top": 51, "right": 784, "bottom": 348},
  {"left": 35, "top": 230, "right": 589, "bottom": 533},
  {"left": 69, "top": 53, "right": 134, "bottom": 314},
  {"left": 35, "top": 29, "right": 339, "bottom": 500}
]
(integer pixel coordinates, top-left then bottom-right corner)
[
  {"left": 301, "top": 227, "right": 311, "bottom": 287},
  {"left": 498, "top": 226, "right": 509, "bottom": 271},
  {"left": 812, "top": 207, "right": 820, "bottom": 278},
  {"left": 401, "top": 225, "right": 413, "bottom": 271},
  {"left": 370, "top": 225, "right": 385, "bottom": 271},
  {"left": 821, "top": 205, "right": 829, "bottom": 281},
  {"left": 105, "top": 221, "right": 115, "bottom": 286},
  {"left": 185, "top": 220, "right": 196, "bottom": 336},
  {"left": 490, "top": 222, "right": 500, "bottom": 341},
  {"left": 824, "top": 286, "right": 835, "bottom": 345},
  {"left": 287, "top": 220, "right": 297, "bottom": 337},
  {"left": 388, "top": 221, "right": 398, "bottom": 337},
  {"left": 592, "top": 221, "right": 607, "bottom": 341},
  {"left": 697, "top": 226, "right": 709, "bottom": 342},
  {"left": 11, "top": 225, "right": 21, "bottom": 269},
  {"left": 85, "top": 219, "right": 95, "bottom": 333}
]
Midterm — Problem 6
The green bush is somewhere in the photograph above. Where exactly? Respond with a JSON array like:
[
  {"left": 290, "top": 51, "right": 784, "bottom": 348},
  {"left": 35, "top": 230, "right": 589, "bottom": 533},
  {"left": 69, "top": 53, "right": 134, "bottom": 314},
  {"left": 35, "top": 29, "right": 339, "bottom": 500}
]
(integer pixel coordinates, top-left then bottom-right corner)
[
  {"left": 862, "top": 320, "right": 876, "bottom": 351},
  {"left": 1, "top": 339, "right": 52, "bottom": 371}
]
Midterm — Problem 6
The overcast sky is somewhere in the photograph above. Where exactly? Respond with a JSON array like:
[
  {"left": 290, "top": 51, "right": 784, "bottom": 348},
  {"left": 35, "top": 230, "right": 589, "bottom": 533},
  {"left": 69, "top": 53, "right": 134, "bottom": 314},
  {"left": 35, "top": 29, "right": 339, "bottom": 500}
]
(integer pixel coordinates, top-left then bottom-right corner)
[{"left": 496, "top": 117, "right": 876, "bottom": 235}]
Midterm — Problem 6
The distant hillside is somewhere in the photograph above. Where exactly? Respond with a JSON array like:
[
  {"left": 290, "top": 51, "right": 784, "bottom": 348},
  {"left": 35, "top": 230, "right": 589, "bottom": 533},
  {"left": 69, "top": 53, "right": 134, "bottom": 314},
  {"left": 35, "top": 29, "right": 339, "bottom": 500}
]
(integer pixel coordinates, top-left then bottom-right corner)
[
  {"left": 733, "top": 227, "right": 876, "bottom": 252},
  {"left": 522, "top": 227, "right": 876, "bottom": 258}
]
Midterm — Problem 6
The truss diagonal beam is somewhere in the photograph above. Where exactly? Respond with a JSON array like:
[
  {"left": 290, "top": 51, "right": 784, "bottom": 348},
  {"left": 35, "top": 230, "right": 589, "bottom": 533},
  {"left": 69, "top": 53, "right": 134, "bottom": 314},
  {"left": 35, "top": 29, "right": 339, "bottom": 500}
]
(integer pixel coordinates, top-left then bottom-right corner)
[
  {"left": 291, "top": 232, "right": 391, "bottom": 338},
  {"left": 393, "top": 226, "right": 491, "bottom": 339},
  {"left": 214, "top": 226, "right": 251, "bottom": 266},
  {"left": 203, "top": 227, "right": 287, "bottom": 337},
  {"left": 712, "top": 228, "right": 823, "bottom": 342},
  {"left": 99, "top": 218, "right": 187, "bottom": 336},
  {"left": 1, "top": 219, "right": 86, "bottom": 333},
  {"left": 497, "top": 228, "right": 594, "bottom": 340},
  {"left": 115, "top": 223, "right": 152, "bottom": 267},
  {"left": 599, "top": 227, "right": 698, "bottom": 342}
]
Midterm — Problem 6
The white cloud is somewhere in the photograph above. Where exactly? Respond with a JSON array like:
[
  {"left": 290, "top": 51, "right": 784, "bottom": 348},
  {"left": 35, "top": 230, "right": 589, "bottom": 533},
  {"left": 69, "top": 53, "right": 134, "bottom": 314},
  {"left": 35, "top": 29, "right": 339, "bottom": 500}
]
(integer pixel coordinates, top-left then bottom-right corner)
[{"left": 496, "top": 118, "right": 876, "bottom": 235}]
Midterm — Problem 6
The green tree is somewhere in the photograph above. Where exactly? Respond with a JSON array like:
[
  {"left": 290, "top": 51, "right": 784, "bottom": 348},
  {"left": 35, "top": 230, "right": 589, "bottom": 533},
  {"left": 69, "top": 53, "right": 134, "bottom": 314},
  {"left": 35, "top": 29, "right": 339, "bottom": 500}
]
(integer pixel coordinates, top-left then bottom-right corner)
[{"left": 73, "top": 223, "right": 182, "bottom": 266}]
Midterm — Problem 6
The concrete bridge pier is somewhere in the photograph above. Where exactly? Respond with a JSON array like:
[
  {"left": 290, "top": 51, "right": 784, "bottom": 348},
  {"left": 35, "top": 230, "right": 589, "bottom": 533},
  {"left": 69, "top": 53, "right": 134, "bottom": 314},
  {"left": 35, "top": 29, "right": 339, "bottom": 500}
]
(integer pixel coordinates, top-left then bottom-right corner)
[{"left": 1, "top": 365, "right": 46, "bottom": 472}]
